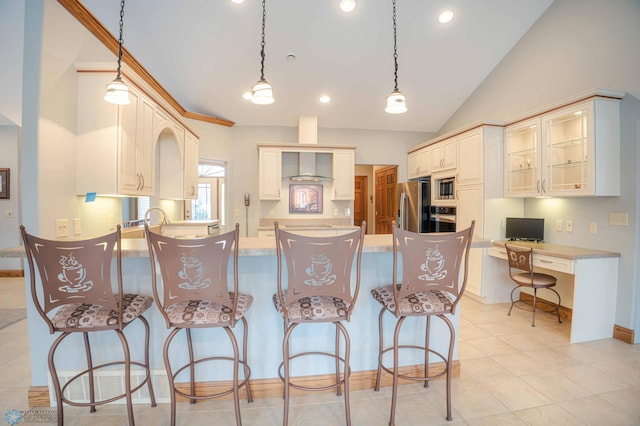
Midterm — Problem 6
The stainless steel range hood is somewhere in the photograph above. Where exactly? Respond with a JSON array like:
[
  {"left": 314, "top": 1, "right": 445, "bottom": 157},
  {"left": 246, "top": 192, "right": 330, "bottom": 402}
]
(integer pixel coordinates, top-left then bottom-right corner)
[{"left": 287, "top": 115, "right": 333, "bottom": 182}]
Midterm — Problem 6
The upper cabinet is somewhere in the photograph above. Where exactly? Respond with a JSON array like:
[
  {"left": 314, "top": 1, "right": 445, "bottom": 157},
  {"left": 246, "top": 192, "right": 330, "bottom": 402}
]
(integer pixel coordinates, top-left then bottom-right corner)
[
  {"left": 430, "top": 138, "right": 457, "bottom": 173},
  {"left": 183, "top": 132, "right": 199, "bottom": 200},
  {"left": 259, "top": 147, "right": 282, "bottom": 200},
  {"left": 332, "top": 149, "right": 355, "bottom": 200},
  {"left": 258, "top": 145, "right": 356, "bottom": 201},
  {"left": 505, "top": 96, "right": 621, "bottom": 197},
  {"left": 407, "top": 146, "right": 430, "bottom": 179},
  {"left": 76, "top": 70, "right": 200, "bottom": 198},
  {"left": 456, "top": 129, "right": 483, "bottom": 187}
]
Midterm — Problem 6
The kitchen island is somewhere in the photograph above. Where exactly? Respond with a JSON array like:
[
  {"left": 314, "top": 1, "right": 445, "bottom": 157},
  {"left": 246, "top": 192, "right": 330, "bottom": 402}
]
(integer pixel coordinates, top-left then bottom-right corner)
[{"left": 1, "top": 233, "right": 489, "bottom": 405}]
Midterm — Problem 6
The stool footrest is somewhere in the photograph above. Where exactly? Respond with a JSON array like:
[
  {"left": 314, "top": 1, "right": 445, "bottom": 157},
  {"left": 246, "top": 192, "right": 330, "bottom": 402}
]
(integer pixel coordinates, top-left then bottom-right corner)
[
  {"left": 172, "top": 356, "right": 251, "bottom": 401},
  {"left": 378, "top": 345, "right": 448, "bottom": 383},
  {"left": 279, "top": 351, "right": 351, "bottom": 393}
]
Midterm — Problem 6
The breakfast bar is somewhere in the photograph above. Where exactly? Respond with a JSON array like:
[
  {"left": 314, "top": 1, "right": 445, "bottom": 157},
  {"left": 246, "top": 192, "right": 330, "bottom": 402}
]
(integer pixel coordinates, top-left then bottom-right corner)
[{"left": 1, "top": 234, "right": 489, "bottom": 404}]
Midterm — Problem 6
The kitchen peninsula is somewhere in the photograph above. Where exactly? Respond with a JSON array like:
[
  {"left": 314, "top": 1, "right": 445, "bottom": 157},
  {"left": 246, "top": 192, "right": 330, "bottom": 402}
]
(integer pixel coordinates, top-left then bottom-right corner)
[{"left": 2, "top": 233, "right": 488, "bottom": 405}]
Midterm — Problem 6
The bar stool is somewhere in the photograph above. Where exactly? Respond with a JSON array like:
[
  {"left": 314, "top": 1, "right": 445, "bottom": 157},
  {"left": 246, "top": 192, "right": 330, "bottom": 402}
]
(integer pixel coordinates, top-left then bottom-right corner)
[
  {"left": 20, "top": 225, "right": 156, "bottom": 426},
  {"left": 370, "top": 220, "right": 474, "bottom": 425},
  {"left": 273, "top": 222, "right": 366, "bottom": 426},
  {"left": 145, "top": 223, "right": 253, "bottom": 426},
  {"left": 505, "top": 244, "right": 562, "bottom": 327}
]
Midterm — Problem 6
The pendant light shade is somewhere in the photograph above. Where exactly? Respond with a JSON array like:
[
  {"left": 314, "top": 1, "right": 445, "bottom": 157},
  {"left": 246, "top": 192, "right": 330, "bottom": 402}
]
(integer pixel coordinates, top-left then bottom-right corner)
[
  {"left": 251, "top": 79, "right": 275, "bottom": 104},
  {"left": 385, "top": 89, "right": 407, "bottom": 114},
  {"left": 385, "top": 0, "right": 407, "bottom": 114},
  {"left": 250, "top": 0, "right": 274, "bottom": 105},
  {"left": 105, "top": 0, "right": 130, "bottom": 105},
  {"left": 105, "top": 77, "right": 130, "bottom": 105}
]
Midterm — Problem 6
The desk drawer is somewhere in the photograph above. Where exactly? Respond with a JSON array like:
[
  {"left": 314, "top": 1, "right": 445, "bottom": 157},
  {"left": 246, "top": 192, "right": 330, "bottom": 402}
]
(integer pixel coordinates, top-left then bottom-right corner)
[
  {"left": 488, "top": 246, "right": 574, "bottom": 274},
  {"left": 534, "top": 254, "right": 574, "bottom": 274}
]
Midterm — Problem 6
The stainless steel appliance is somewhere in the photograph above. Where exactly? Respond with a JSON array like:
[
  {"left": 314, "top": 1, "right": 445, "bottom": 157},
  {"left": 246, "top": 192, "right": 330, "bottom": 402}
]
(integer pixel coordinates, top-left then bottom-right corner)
[
  {"left": 429, "top": 206, "right": 457, "bottom": 233},
  {"left": 396, "top": 179, "right": 430, "bottom": 232},
  {"left": 432, "top": 173, "right": 456, "bottom": 202}
]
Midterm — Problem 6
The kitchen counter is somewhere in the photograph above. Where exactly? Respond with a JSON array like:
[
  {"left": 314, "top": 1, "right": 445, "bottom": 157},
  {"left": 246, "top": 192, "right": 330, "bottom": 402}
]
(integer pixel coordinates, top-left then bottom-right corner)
[{"left": 0, "top": 234, "right": 491, "bottom": 259}]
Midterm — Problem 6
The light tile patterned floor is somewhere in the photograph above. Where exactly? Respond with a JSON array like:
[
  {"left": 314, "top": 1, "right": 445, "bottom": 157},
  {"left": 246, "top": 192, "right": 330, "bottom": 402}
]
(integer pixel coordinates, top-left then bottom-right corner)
[{"left": 1, "top": 276, "right": 639, "bottom": 425}]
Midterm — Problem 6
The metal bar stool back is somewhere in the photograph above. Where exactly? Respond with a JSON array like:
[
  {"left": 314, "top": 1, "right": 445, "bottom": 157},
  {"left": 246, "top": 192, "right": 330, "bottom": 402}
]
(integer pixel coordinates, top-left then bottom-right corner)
[
  {"left": 20, "top": 225, "right": 156, "bottom": 425},
  {"left": 273, "top": 221, "right": 366, "bottom": 426},
  {"left": 145, "top": 223, "right": 253, "bottom": 426},
  {"left": 370, "top": 220, "right": 474, "bottom": 425}
]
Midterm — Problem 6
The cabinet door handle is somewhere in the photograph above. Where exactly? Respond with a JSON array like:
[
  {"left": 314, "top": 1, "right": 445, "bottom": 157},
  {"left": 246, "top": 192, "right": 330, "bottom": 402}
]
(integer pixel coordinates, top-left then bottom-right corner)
[
  {"left": 541, "top": 179, "right": 547, "bottom": 193},
  {"left": 141, "top": 175, "right": 145, "bottom": 191},
  {"left": 539, "top": 259, "right": 553, "bottom": 264},
  {"left": 536, "top": 179, "right": 541, "bottom": 193}
]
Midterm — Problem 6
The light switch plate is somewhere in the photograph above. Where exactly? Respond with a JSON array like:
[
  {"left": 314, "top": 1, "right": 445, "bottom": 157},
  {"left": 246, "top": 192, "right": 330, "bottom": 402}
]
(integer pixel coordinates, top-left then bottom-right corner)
[
  {"left": 566, "top": 220, "right": 573, "bottom": 232},
  {"left": 609, "top": 213, "right": 629, "bottom": 226},
  {"left": 556, "top": 219, "right": 563, "bottom": 232},
  {"left": 589, "top": 222, "right": 597, "bottom": 234},
  {"left": 73, "top": 218, "right": 81, "bottom": 235}
]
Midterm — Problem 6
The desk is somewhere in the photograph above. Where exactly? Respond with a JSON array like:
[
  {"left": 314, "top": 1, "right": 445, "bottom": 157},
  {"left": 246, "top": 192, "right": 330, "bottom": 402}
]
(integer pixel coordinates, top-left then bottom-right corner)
[{"left": 488, "top": 241, "right": 620, "bottom": 343}]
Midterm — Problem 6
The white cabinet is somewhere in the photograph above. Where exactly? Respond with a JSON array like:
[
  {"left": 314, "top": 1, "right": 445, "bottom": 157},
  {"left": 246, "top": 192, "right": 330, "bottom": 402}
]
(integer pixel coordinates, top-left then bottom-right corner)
[
  {"left": 430, "top": 138, "right": 456, "bottom": 173},
  {"left": 332, "top": 149, "right": 355, "bottom": 200},
  {"left": 407, "top": 147, "right": 430, "bottom": 179},
  {"left": 77, "top": 72, "right": 155, "bottom": 197},
  {"left": 183, "top": 131, "right": 199, "bottom": 199},
  {"left": 456, "top": 129, "right": 483, "bottom": 186},
  {"left": 457, "top": 185, "right": 484, "bottom": 296},
  {"left": 505, "top": 97, "right": 620, "bottom": 197},
  {"left": 259, "top": 147, "right": 282, "bottom": 200}
]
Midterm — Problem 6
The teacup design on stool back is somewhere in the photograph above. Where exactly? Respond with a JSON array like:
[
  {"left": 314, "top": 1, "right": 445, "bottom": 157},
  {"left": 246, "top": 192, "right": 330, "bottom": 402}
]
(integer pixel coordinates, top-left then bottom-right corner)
[
  {"left": 57, "top": 252, "right": 94, "bottom": 293},
  {"left": 419, "top": 246, "right": 448, "bottom": 281},
  {"left": 304, "top": 253, "right": 337, "bottom": 286},
  {"left": 177, "top": 252, "right": 211, "bottom": 290}
]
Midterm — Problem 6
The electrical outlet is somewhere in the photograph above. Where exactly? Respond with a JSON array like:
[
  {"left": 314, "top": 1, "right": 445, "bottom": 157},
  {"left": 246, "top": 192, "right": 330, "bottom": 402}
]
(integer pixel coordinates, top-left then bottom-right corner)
[
  {"left": 609, "top": 213, "right": 629, "bottom": 226},
  {"left": 73, "top": 218, "right": 81, "bottom": 235},
  {"left": 589, "top": 222, "right": 597, "bottom": 234},
  {"left": 566, "top": 220, "right": 573, "bottom": 232},
  {"left": 55, "top": 219, "right": 69, "bottom": 238},
  {"left": 556, "top": 219, "right": 563, "bottom": 232}
]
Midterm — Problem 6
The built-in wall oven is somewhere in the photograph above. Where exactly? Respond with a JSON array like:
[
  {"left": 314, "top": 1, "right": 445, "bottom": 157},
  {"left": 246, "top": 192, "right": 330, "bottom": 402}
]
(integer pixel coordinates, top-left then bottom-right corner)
[{"left": 429, "top": 206, "right": 456, "bottom": 233}]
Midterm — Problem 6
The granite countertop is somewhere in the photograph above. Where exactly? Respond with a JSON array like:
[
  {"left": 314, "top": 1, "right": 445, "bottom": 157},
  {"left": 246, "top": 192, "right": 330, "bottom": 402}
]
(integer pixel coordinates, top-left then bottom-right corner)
[
  {"left": 492, "top": 240, "right": 620, "bottom": 260},
  {"left": 0, "top": 234, "right": 491, "bottom": 259}
]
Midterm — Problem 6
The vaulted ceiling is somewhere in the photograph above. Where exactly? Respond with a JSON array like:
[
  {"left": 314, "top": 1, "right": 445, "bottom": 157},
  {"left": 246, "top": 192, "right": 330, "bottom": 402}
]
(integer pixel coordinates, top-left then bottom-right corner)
[{"left": 81, "top": 0, "right": 554, "bottom": 132}]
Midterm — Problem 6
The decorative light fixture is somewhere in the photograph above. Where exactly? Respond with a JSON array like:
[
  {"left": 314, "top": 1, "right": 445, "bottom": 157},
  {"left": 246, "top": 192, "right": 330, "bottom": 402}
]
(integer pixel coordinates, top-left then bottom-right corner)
[
  {"left": 251, "top": 0, "right": 274, "bottom": 104},
  {"left": 104, "top": 0, "right": 130, "bottom": 105},
  {"left": 438, "top": 10, "right": 454, "bottom": 24},
  {"left": 339, "top": 0, "right": 356, "bottom": 13},
  {"left": 385, "top": 0, "right": 407, "bottom": 114}
]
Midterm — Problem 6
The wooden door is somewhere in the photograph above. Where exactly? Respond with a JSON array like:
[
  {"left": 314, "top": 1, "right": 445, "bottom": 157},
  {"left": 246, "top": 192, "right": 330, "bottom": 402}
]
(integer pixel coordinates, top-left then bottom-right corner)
[
  {"left": 354, "top": 175, "right": 368, "bottom": 232},
  {"left": 375, "top": 166, "right": 397, "bottom": 234}
]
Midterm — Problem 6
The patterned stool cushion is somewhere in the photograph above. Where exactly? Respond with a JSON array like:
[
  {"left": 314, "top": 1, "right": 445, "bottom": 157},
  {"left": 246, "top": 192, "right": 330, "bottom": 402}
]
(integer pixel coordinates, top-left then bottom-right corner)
[
  {"left": 51, "top": 293, "right": 153, "bottom": 329},
  {"left": 165, "top": 293, "right": 253, "bottom": 326},
  {"left": 272, "top": 292, "right": 350, "bottom": 321},
  {"left": 371, "top": 285, "right": 454, "bottom": 315}
]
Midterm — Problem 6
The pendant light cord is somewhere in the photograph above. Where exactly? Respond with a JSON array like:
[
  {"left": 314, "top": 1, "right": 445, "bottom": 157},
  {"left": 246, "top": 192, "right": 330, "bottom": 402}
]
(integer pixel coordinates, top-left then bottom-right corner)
[
  {"left": 259, "top": 0, "right": 267, "bottom": 81},
  {"left": 392, "top": 0, "right": 399, "bottom": 92},
  {"left": 116, "top": 0, "right": 126, "bottom": 79}
]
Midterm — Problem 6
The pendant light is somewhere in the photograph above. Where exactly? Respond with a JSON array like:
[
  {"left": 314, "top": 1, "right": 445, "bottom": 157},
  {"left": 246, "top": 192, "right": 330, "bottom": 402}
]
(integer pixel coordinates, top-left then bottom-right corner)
[
  {"left": 385, "top": 0, "right": 407, "bottom": 114},
  {"left": 251, "top": 0, "right": 274, "bottom": 104},
  {"left": 104, "top": 0, "right": 130, "bottom": 105}
]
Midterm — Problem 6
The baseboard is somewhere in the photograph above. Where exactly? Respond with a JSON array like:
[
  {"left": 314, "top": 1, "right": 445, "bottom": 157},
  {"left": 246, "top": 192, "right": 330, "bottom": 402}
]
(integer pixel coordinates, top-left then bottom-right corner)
[
  {"left": 0, "top": 270, "right": 24, "bottom": 278},
  {"left": 613, "top": 324, "right": 635, "bottom": 344},
  {"left": 28, "top": 361, "right": 459, "bottom": 406},
  {"left": 519, "top": 292, "right": 572, "bottom": 321}
]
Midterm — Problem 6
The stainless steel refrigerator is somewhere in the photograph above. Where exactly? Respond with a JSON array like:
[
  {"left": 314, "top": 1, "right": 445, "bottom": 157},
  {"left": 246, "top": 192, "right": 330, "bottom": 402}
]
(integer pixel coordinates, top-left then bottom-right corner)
[{"left": 396, "top": 179, "right": 430, "bottom": 232}]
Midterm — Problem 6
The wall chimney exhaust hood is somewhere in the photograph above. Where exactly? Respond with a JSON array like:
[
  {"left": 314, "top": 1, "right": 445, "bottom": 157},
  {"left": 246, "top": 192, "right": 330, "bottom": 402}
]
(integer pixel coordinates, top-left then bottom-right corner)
[{"left": 287, "top": 115, "right": 333, "bottom": 182}]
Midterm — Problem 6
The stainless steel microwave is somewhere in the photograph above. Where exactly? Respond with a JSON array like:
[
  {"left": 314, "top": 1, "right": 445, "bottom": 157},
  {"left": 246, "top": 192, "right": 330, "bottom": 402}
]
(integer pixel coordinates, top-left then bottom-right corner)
[{"left": 431, "top": 174, "right": 456, "bottom": 205}]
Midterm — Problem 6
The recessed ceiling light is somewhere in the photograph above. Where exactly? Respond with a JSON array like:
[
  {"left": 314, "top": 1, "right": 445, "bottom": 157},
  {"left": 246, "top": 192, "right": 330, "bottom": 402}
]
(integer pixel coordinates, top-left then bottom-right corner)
[
  {"left": 320, "top": 95, "right": 331, "bottom": 103},
  {"left": 230, "top": 0, "right": 245, "bottom": 4},
  {"left": 242, "top": 91, "right": 252, "bottom": 100},
  {"left": 438, "top": 10, "right": 454, "bottom": 24},
  {"left": 339, "top": 0, "right": 356, "bottom": 13}
]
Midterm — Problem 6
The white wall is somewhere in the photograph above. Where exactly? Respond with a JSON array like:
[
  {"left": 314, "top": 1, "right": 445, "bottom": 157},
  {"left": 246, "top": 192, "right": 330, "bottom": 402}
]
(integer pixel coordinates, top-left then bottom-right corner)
[
  {"left": 0, "top": 126, "right": 21, "bottom": 270},
  {"left": 0, "top": 0, "right": 25, "bottom": 126},
  {"left": 439, "top": 0, "right": 640, "bottom": 339}
]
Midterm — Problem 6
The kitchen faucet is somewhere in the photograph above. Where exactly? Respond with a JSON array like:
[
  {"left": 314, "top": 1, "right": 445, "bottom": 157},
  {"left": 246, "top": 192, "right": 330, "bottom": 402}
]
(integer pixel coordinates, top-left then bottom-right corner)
[{"left": 144, "top": 207, "right": 171, "bottom": 225}]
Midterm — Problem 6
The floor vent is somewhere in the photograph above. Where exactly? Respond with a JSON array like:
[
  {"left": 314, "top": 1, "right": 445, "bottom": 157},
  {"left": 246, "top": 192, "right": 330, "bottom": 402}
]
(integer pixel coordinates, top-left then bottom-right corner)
[{"left": 49, "top": 369, "right": 170, "bottom": 405}]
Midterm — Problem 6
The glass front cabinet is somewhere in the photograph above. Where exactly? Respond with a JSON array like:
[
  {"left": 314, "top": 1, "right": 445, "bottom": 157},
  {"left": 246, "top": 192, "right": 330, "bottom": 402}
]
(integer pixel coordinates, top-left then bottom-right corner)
[{"left": 505, "top": 96, "right": 621, "bottom": 197}]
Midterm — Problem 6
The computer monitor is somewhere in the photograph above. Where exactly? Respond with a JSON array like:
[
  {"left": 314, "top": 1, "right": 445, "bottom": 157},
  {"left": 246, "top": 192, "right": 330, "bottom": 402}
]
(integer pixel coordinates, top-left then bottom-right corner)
[{"left": 505, "top": 217, "right": 544, "bottom": 242}]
